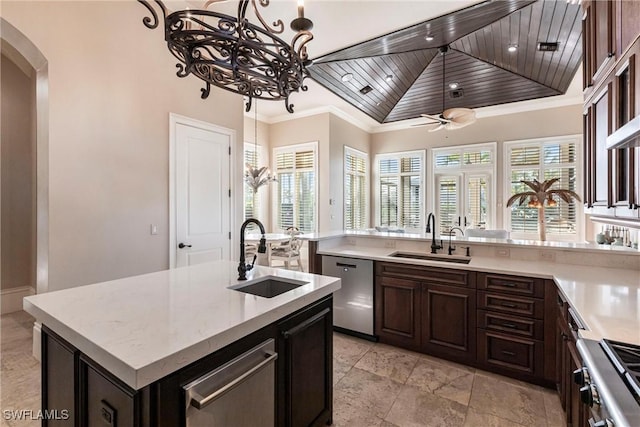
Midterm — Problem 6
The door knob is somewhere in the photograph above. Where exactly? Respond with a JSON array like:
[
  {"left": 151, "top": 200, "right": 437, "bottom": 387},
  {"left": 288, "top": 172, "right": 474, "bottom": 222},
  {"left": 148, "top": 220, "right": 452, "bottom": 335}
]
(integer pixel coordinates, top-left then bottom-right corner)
[{"left": 178, "top": 243, "right": 192, "bottom": 249}]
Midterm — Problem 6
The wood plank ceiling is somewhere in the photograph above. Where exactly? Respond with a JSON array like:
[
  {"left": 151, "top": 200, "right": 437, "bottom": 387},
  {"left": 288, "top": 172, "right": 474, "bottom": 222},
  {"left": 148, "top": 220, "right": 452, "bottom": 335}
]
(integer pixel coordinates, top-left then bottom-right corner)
[{"left": 308, "top": 0, "right": 582, "bottom": 124}]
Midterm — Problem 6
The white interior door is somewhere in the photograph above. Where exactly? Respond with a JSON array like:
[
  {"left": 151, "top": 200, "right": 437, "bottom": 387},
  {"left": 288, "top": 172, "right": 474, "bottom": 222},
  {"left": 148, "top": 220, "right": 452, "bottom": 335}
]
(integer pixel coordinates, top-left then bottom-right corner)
[{"left": 175, "top": 121, "right": 231, "bottom": 267}]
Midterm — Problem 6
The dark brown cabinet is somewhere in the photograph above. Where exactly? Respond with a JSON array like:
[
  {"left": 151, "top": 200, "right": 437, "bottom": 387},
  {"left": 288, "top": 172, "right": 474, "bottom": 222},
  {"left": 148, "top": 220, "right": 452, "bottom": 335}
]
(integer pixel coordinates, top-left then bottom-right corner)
[
  {"left": 555, "top": 291, "right": 589, "bottom": 427},
  {"left": 583, "top": 0, "right": 640, "bottom": 220},
  {"left": 42, "top": 329, "right": 78, "bottom": 426},
  {"left": 421, "top": 282, "right": 476, "bottom": 364},
  {"left": 375, "top": 262, "right": 476, "bottom": 364},
  {"left": 277, "top": 300, "right": 333, "bottom": 427},
  {"left": 42, "top": 296, "right": 334, "bottom": 427},
  {"left": 476, "top": 273, "right": 555, "bottom": 385},
  {"left": 375, "top": 275, "right": 422, "bottom": 351}
]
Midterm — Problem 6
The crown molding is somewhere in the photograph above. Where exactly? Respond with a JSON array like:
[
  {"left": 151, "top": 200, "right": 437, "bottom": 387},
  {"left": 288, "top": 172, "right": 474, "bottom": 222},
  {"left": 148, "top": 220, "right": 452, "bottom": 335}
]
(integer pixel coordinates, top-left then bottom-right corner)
[{"left": 265, "top": 105, "right": 374, "bottom": 132}]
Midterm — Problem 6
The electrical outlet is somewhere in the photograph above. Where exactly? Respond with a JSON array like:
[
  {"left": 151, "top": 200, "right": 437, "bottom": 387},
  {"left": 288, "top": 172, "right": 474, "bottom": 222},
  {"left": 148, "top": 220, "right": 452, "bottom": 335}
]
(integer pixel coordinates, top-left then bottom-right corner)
[
  {"left": 150, "top": 224, "right": 158, "bottom": 235},
  {"left": 540, "top": 251, "right": 556, "bottom": 262},
  {"left": 345, "top": 237, "right": 356, "bottom": 246},
  {"left": 496, "top": 248, "right": 510, "bottom": 257},
  {"left": 384, "top": 240, "right": 396, "bottom": 249}
]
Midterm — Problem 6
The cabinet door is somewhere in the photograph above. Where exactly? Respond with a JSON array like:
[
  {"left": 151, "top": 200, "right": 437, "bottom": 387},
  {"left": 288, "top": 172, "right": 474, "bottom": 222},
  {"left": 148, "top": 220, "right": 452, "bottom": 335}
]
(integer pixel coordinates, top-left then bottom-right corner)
[
  {"left": 278, "top": 301, "right": 332, "bottom": 427},
  {"left": 81, "top": 357, "right": 138, "bottom": 427},
  {"left": 567, "top": 341, "right": 588, "bottom": 427},
  {"left": 591, "top": 84, "right": 613, "bottom": 207},
  {"left": 422, "top": 282, "right": 476, "bottom": 364},
  {"left": 592, "top": 0, "right": 615, "bottom": 81},
  {"left": 375, "top": 276, "right": 421, "bottom": 351},
  {"left": 43, "top": 329, "right": 78, "bottom": 427}
]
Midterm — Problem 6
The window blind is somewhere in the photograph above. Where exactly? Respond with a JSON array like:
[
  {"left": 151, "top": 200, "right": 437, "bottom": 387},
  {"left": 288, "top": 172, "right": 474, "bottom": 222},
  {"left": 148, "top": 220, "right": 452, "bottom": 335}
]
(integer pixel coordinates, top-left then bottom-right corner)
[
  {"left": 344, "top": 149, "right": 368, "bottom": 230},
  {"left": 507, "top": 140, "right": 579, "bottom": 237},
  {"left": 377, "top": 152, "right": 423, "bottom": 230},
  {"left": 275, "top": 147, "right": 316, "bottom": 233},
  {"left": 437, "top": 176, "right": 458, "bottom": 233}
]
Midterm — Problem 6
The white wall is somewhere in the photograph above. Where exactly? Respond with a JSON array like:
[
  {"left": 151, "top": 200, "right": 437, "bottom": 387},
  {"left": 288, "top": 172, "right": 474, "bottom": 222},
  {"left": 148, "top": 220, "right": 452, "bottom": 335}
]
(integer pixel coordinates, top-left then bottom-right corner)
[
  {"left": 269, "top": 113, "right": 331, "bottom": 231},
  {"left": 329, "top": 114, "right": 370, "bottom": 230},
  {"left": 2, "top": 1, "right": 245, "bottom": 290},
  {"left": 1, "top": 53, "right": 36, "bottom": 291}
]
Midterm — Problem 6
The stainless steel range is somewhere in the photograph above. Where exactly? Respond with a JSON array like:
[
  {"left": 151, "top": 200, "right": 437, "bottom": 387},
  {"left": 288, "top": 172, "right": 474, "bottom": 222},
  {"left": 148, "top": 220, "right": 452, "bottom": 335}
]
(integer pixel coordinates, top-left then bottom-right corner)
[{"left": 576, "top": 339, "right": 640, "bottom": 427}]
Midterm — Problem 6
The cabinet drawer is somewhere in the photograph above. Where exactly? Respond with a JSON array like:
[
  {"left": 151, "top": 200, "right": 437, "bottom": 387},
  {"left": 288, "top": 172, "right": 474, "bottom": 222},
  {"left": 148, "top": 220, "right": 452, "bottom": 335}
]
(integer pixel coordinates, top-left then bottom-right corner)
[
  {"left": 376, "top": 262, "right": 475, "bottom": 288},
  {"left": 477, "top": 273, "right": 544, "bottom": 298},
  {"left": 477, "top": 292, "right": 543, "bottom": 319},
  {"left": 477, "top": 310, "right": 543, "bottom": 340},
  {"left": 477, "top": 330, "right": 542, "bottom": 377}
]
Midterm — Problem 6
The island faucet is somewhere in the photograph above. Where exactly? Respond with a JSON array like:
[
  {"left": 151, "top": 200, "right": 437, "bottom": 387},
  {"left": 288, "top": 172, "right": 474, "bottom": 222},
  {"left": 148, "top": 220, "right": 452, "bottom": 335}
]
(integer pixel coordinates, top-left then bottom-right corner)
[
  {"left": 238, "top": 218, "right": 267, "bottom": 280},
  {"left": 425, "top": 213, "right": 442, "bottom": 254},
  {"left": 447, "top": 227, "right": 464, "bottom": 255}
]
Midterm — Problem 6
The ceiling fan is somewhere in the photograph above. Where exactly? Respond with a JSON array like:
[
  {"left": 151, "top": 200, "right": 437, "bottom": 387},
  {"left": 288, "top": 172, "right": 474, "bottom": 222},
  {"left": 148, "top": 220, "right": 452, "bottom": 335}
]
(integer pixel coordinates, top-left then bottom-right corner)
[{"left": 414, "top": 46, "right": 477, "bottom": 132}]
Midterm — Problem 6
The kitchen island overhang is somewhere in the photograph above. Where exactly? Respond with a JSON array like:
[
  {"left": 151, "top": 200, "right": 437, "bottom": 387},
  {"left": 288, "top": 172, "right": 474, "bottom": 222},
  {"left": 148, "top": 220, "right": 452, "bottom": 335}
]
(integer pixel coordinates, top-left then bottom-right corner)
[{"left": 23, "top": 260, "right": 341, "bottom": 390}]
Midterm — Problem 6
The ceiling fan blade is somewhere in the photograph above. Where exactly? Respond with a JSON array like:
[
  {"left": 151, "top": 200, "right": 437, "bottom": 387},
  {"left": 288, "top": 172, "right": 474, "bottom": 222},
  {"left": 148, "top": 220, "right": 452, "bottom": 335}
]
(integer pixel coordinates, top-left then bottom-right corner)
[
  {"left": 420, "top": 113, "right": 451, "bottom": 123},
  {"left": 428, "top": 123, "right": 446, "bottom": 132}
]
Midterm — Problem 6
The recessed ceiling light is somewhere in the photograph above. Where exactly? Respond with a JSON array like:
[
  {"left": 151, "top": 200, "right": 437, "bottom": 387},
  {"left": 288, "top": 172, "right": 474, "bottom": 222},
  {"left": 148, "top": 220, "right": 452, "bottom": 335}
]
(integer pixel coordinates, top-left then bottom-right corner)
[
  {"left": 385, "top": 74, "right": 393, "bottom": 82},
  {"left": 508, "top": 44, "right": 518, "bottom": 53},
  {"left": 425, "top": 35, "right": 434, "bottom": 41},
  {"left": 448, "top": 82, "right": 459, "bottom": 90},
  {"left": 341, "top": 73, "right": 353, "bottom": 82}
]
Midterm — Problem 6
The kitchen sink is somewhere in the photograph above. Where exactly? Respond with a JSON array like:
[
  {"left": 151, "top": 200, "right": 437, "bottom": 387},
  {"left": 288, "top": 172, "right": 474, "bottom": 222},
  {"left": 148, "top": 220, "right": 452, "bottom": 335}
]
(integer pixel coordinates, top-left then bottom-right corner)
[
  {"left": 229, "top": 276, "right": 308, "bottom": 298},
  {"left": 389, "top": 251, "right": 472, "bottom": 264}
]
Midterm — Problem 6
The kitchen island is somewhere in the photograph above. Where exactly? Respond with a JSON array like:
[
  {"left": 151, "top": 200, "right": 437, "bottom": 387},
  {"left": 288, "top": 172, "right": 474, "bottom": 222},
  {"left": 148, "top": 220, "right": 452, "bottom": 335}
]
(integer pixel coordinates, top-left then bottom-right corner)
[{"left": 24, "top": 260, "right": 341, "bottom": 426}]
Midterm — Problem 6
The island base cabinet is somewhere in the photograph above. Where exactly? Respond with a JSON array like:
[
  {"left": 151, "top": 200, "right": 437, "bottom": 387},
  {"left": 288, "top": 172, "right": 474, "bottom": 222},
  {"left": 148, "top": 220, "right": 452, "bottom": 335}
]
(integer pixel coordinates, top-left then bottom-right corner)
[
  {"left": 42, "top": 328, "right": 78, "bottom": 426},
  {"left": 81, "top": 357, "right": 140, "bottom": 427},
  {"left": 41, "top": 296, "right": 334, "bottom": 427},
  {"left": 277, "top": 298, "right": 333, "bottom": 427}
]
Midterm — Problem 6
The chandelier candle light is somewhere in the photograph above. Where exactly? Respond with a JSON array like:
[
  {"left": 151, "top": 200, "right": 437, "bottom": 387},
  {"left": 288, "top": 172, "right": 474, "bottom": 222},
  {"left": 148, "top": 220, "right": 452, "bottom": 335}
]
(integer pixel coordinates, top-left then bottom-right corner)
[
  {"left": 506, "top": 178, "right": 580, "bottom": 241},
  {"left": 138, "top": 0, "right": 314, "bottom": 113}
]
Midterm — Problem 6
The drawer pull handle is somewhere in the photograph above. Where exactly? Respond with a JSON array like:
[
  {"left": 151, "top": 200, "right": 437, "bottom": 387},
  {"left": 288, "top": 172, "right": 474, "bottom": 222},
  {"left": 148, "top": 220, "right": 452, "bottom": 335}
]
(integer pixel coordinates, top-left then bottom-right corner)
[
  {"left": 501, "top": 322, "right": 518, "bottom": 329},
  {"left": 501, "top": 350, "right": 516, "bottom": 357},
  {"left": 336, "top": 262, "right": 357, "bottom": 269},
  {"left": 500, "top": 303, "right": 517, "bottom": 308},
  {"left": 501, "top": 283, "right": 518, "bottom": 288}
]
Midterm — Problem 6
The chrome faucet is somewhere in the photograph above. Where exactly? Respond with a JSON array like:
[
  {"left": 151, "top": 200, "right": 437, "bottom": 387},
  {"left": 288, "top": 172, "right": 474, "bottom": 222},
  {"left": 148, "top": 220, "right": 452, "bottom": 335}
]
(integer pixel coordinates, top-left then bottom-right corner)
[
  {"left": 238, "top": 218, "right": 267, "bottom": 280},
  {"left": 447, "top": 227, "right": 464, "bottom": 255},
  {"left": 425, "top": 213, "right": 442, "bottom": 254}
]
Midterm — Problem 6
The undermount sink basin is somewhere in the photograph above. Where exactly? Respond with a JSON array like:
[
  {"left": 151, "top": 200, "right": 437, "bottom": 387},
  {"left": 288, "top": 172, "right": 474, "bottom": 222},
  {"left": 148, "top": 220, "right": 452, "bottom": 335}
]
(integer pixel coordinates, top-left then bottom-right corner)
[
  {"left": 389, "top": 251, "right": 472, "bottom": 264},
  {"left": 229, "top": 276, "right": 308, "bottom": 298}
]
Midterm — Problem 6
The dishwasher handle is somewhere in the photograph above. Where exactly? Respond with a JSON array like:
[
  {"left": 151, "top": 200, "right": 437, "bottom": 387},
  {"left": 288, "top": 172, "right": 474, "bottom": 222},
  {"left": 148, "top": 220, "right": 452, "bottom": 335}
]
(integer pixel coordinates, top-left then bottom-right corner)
[
  {"left": 336, "top": 262, "right": 357, "bottom": 269},
  {"left": 184, "top": 339, "right": 278, "bottom": 411}
]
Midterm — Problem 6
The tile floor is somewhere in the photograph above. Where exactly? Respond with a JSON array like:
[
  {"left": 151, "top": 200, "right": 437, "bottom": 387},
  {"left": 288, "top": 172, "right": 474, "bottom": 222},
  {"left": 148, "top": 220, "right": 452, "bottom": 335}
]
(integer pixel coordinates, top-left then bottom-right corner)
[{"left": 0, "top": 311, "right": 566, "bottom": 426}]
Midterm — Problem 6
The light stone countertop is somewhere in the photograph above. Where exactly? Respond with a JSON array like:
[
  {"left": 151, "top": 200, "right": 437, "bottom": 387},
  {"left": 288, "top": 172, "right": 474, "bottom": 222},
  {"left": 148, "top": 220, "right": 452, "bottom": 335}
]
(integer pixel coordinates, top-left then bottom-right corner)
[
  {"left": 318, "top": 245, "right": 640, "bottom": 345},
  {"left": 302, "top": 230, "right": 640, "bottom": 255},
  {"left": 23, "top": 261, "right": 341, "bottom": 390}
]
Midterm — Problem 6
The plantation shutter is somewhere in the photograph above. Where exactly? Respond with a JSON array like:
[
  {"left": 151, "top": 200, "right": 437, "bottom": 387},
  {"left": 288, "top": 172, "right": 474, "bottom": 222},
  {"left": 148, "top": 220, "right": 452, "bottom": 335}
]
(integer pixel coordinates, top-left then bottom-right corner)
[
  {"left": 437, "top": 176, "right": 458, "bottom": 233},
  {"left": 377, "top": 153, "right": 423, "bottom": 230},
  {"left": 275, "top": 147, "right": 316, "bottom": 233},
  {"left": 244, "top": 145, "right": 260, "bottom": 231},
  {"left": 466, "top": 175, "right": 489, "bottom": 228},
  {"left": 507, "top": 140, "right": 578, "bottom": 237},
  {"left": 344, "top": 149, "right": 367, "bottom": 230}
]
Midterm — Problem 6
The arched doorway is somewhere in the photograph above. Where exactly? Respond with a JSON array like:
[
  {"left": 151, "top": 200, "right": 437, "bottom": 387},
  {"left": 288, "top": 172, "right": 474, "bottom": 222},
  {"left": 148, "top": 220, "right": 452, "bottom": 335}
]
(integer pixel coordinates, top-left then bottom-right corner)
[{"left": 0, "top": 18, "right": 49, "bottom": 302}]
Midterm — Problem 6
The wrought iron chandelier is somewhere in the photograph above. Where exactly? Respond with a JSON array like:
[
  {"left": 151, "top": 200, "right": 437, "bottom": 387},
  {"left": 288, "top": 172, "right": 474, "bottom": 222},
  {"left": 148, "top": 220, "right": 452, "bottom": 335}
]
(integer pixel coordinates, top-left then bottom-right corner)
[{"left": 138, "top": 0, "right": 314, "bottom": 113}]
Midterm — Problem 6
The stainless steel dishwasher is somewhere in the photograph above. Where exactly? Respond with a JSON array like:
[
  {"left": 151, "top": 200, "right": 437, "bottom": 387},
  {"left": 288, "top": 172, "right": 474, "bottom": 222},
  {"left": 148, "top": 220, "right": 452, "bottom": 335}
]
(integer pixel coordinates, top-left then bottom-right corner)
[
  {"left": 183, "top": 339, "right": 277, "bottom": 426},
  {"left": 323, "top": 256, "right": 374, "bottom": 337}
]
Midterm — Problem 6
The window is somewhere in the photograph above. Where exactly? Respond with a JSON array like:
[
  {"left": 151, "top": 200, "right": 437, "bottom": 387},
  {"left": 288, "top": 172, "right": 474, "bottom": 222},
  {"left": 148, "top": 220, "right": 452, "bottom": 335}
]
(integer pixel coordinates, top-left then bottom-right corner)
[
  {"left": 344, "top": 147, "right": 368, "bottom": 230},
  {"left": 505, "top": 137, "right": 582, "bottom": 241},
  {"left": 273, "top": 142, "right": 317, "bottom": 233},
  {"left": 432, "top": 143, "right": 496, "bottom": 234},
  {"left": 374, "top": 150, "right": 425, "bottom": 231},
  {"left": 244, "top": 143, "right": 260, "bottom": 221}
]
